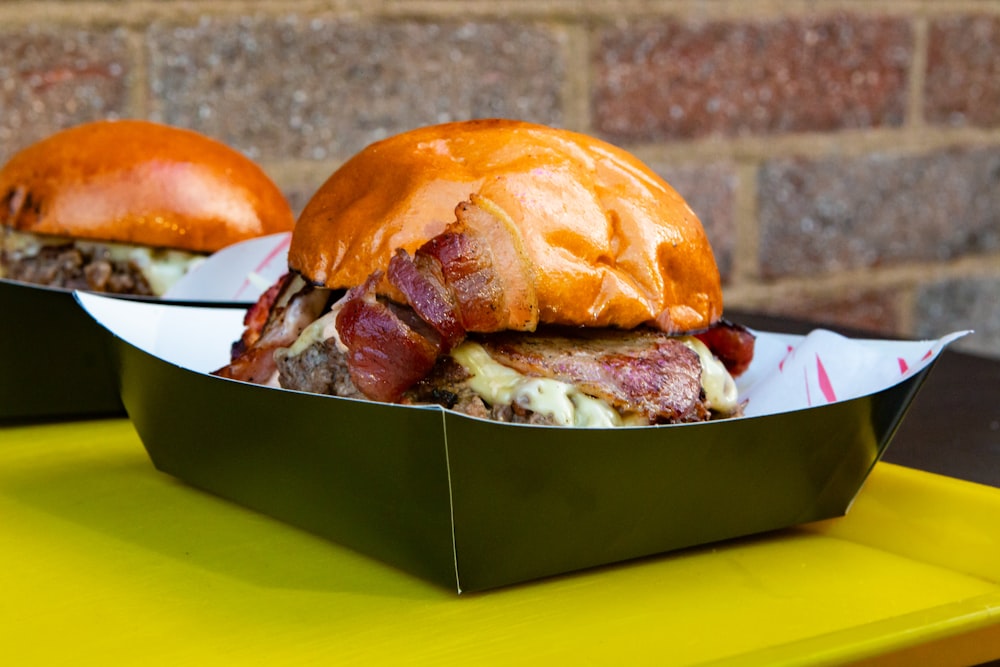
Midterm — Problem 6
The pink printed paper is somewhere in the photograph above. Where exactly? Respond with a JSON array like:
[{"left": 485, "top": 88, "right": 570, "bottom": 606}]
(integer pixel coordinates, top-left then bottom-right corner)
[
  {"left": 164, "top": 232, "right": 292, "bottom": 302},
  {"left": 736, "top": 328, "right": 967, "bottom": 418}
]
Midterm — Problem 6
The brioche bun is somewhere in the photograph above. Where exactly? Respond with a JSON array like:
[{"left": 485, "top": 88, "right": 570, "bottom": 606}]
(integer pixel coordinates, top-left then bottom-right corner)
[
  {"left": 0, "top": 119, "right": 294, "bottom": 253},
  {"left": 290, "top": 119, "right": 722, "bottom": 333}
]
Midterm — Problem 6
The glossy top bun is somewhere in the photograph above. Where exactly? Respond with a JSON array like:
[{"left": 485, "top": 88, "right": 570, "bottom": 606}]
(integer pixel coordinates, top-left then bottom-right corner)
[
  {"left": 291, "top": 119, "right": 722, "bottom": 333},
  {"left": 0, "top": 119, "right": 294, "bottom": 253}
]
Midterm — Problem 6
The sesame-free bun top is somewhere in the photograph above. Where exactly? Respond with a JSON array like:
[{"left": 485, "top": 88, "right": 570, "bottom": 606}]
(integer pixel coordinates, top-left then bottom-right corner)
[
  {"left": 0, "top": 119, "right": 295, "bottom": 253},
  {"left": 291, "top": 119, "right": 722, "bottom": 333}
]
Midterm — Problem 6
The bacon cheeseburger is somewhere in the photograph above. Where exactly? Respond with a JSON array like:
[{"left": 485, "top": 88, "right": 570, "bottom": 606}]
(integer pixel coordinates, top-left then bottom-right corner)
[
  {"left": 0, "top": 120, "right": 295, "bottom": 296},
  {"left": 216, "top": 120, "right": 754, "bottom": 427}
]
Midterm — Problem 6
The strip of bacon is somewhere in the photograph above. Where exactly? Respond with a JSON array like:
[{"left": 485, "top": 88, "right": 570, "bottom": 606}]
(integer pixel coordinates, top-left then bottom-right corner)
[
  {"left": 230, "top": 272, "right": 292, "bottom": 360},
  {"left": 694, "top": 320, "right": 755, "bottom": 378},
  {"left": 389, "top": 198, "right": 539, "bottom": 341},
  {"left": 335, "top": 272, "right": 442, "bottom": 402},
  {"left": 453, "top": 195, "right": 538, "bottom": 331},
  {"left": 418, "top": 229, "right": 507, "bottom": 333},
  {"left": 214, "top": 275, "right": 331, "bottom": 385},
  {"left": 387, "top": 248, "right": 464, "bottom": 351}
]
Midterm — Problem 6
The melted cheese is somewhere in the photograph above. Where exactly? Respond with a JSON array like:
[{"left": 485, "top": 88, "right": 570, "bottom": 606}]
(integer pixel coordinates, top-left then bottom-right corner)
[
  {"left": 115, "top": 245, "right": 205, "bottom": 296},
  {"left": 1, "top": 229, "right": 203, "bottom": 295},
  {"left": 680, "top": 336, "right": 739, "bottom": 413},
  {"left": 450, "top": 342, "right": 623, "bottom": 428},
  {"left": 281, "top": 307, "right": 340, "bottom": 357}
]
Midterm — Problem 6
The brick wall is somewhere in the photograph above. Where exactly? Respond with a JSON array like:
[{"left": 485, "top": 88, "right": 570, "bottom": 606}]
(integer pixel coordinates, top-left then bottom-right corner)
[{"left": 2, "top": 1, "right": 998, "bottom": 357}]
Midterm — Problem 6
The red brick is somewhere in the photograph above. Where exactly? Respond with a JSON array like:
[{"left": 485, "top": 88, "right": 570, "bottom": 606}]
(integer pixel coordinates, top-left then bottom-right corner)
[
  {"left": 650, "top": 162, "right": 737, "bottom": 282},
  {"left": 757, "top": 148, "right": 1000, "bottom": 278},
  {"left": 0, "top": 26, "right": 130, "bottom": 162},
  {"left": 925, "top": 15, "right": 1000, "bottom": 128},
  {"left": 752, "top": 288, "right": 901, "bottom": 337},
  {"left": 148, "top": 16, "right": 565, "bottom": 162},
  {"left": 593, "top": 14, "right": 912, "bottom": 142}
]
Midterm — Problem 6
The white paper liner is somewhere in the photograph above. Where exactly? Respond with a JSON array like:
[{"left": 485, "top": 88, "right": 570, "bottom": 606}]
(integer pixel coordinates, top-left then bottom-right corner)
[
  {"left": 163, "top": 232, "right": 292, "bottom": 302},
  {"left": 113, "top": 231, "right": 973, "bottom": 418},
  {"left": 736, "top": 328, "right": 967, "bottom": 417}
]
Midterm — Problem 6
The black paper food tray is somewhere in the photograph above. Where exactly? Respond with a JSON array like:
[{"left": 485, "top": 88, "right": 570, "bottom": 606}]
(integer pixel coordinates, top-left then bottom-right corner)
[
  {"left": 0, "top": 278, "right": 249, "bottom": 421},
  {"left": 0, "top": 279, "right": 127, "bottom": 420},
  {"left": 75, "top": 292, "right": 941, "bottom": 593}
]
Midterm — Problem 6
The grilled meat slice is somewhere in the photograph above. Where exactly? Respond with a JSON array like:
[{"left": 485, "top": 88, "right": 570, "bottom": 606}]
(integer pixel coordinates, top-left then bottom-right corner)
[{"left": 477, "top": 329, "right": 709, "bottom": 424}]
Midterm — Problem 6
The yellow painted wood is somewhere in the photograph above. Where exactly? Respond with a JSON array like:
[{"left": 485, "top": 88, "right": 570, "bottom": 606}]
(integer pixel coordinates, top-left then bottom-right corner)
[{"left": 2, "top": 419, "right": 998, "bottom": 665}]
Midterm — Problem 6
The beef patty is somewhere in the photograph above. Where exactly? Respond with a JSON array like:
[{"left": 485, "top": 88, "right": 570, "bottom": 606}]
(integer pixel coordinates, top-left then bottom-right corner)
[{"left": 2, "top": 242, "right": 153, "bottom": 295}]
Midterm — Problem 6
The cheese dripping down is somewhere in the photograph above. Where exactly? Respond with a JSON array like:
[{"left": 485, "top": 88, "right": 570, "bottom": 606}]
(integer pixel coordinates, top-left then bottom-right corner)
[
  {"left": 449, "top": 342, "right": 627, "bottom": 428},
  {"left": 1, "top": 228, "right": 205, "bottom": 296},
  {"left": 680, "top": 336, "right": 739, "bottom": 414}
]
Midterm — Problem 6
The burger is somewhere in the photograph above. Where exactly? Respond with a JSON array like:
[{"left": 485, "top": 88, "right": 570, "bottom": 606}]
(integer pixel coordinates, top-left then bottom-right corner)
[
  {"left": 0, "top": 119, "right": 295, "bottom": 296},
  {"left": 215, "top": 119, "right": 754, "bottom": 427}
]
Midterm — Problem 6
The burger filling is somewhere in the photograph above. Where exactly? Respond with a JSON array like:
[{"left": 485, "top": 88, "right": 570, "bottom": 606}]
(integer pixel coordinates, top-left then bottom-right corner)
[
  {"left": 0, "top": 228, "right": 205, "bottom": 296},
  {"left": 214, "top": 198, "right": 754, "bottom": 427}
]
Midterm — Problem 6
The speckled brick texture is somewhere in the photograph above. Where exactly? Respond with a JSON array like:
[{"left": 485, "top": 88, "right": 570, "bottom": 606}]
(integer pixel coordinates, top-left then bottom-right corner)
[
  {"left": 757, "top": 148, "right": 1000, "bottom": 278},
  {"left": 652, "top": 162, "right": 737, "bottom": 282},
  {"left": 925, "top": 15, "right": 1000, "bottom": 128},
  {"left": 147, "top": 16, "right": 565, "bottom": 161},
  {"left": 916, "top": 278, "right": 1000, "bottom": 359},
  {"left": 0, "top": 26, "right": 130, "bottom": 162},
  {"left": 1, "top": 2, "right": 999, "bottom": 357},
  {"left": 593, "top": 14, "right": 912, "bottom": 142},
  {"left": 752, "top": 288, "right": 902, "bottom": 337}
]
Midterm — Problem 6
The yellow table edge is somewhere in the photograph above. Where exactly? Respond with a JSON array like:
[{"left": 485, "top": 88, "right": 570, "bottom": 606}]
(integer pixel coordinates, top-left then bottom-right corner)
[{"left": 2, "top": 419, "right": 999, "bottom": 666}]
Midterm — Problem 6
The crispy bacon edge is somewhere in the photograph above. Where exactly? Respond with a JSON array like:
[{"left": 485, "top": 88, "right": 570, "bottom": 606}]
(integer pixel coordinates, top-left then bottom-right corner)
[
  {"left": 213, "top": 274, "right": 332, "bottom": 386},
  {"left": 694, "top": 320, "right": 755, "bottom": 378},
  {"left": 334, "top": 272, "right": 442, "bottom": 402},
  {"left": 230, "top": 273, "right": 292, "bottom": 360}
]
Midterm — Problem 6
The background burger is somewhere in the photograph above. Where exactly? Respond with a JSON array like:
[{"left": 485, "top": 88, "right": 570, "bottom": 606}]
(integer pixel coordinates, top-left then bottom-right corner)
[
  {"left": 215, "top": 119, "right": 754, "bottom": 427},
  {"left": 0, "top": 119, "right": 295, "bottom": 296}
]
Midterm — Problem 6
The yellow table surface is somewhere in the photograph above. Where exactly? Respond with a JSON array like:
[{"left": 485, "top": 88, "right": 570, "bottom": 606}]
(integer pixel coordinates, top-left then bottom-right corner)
[{"left": 2, "top": 418, "right": 999, "bottom": 666}]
